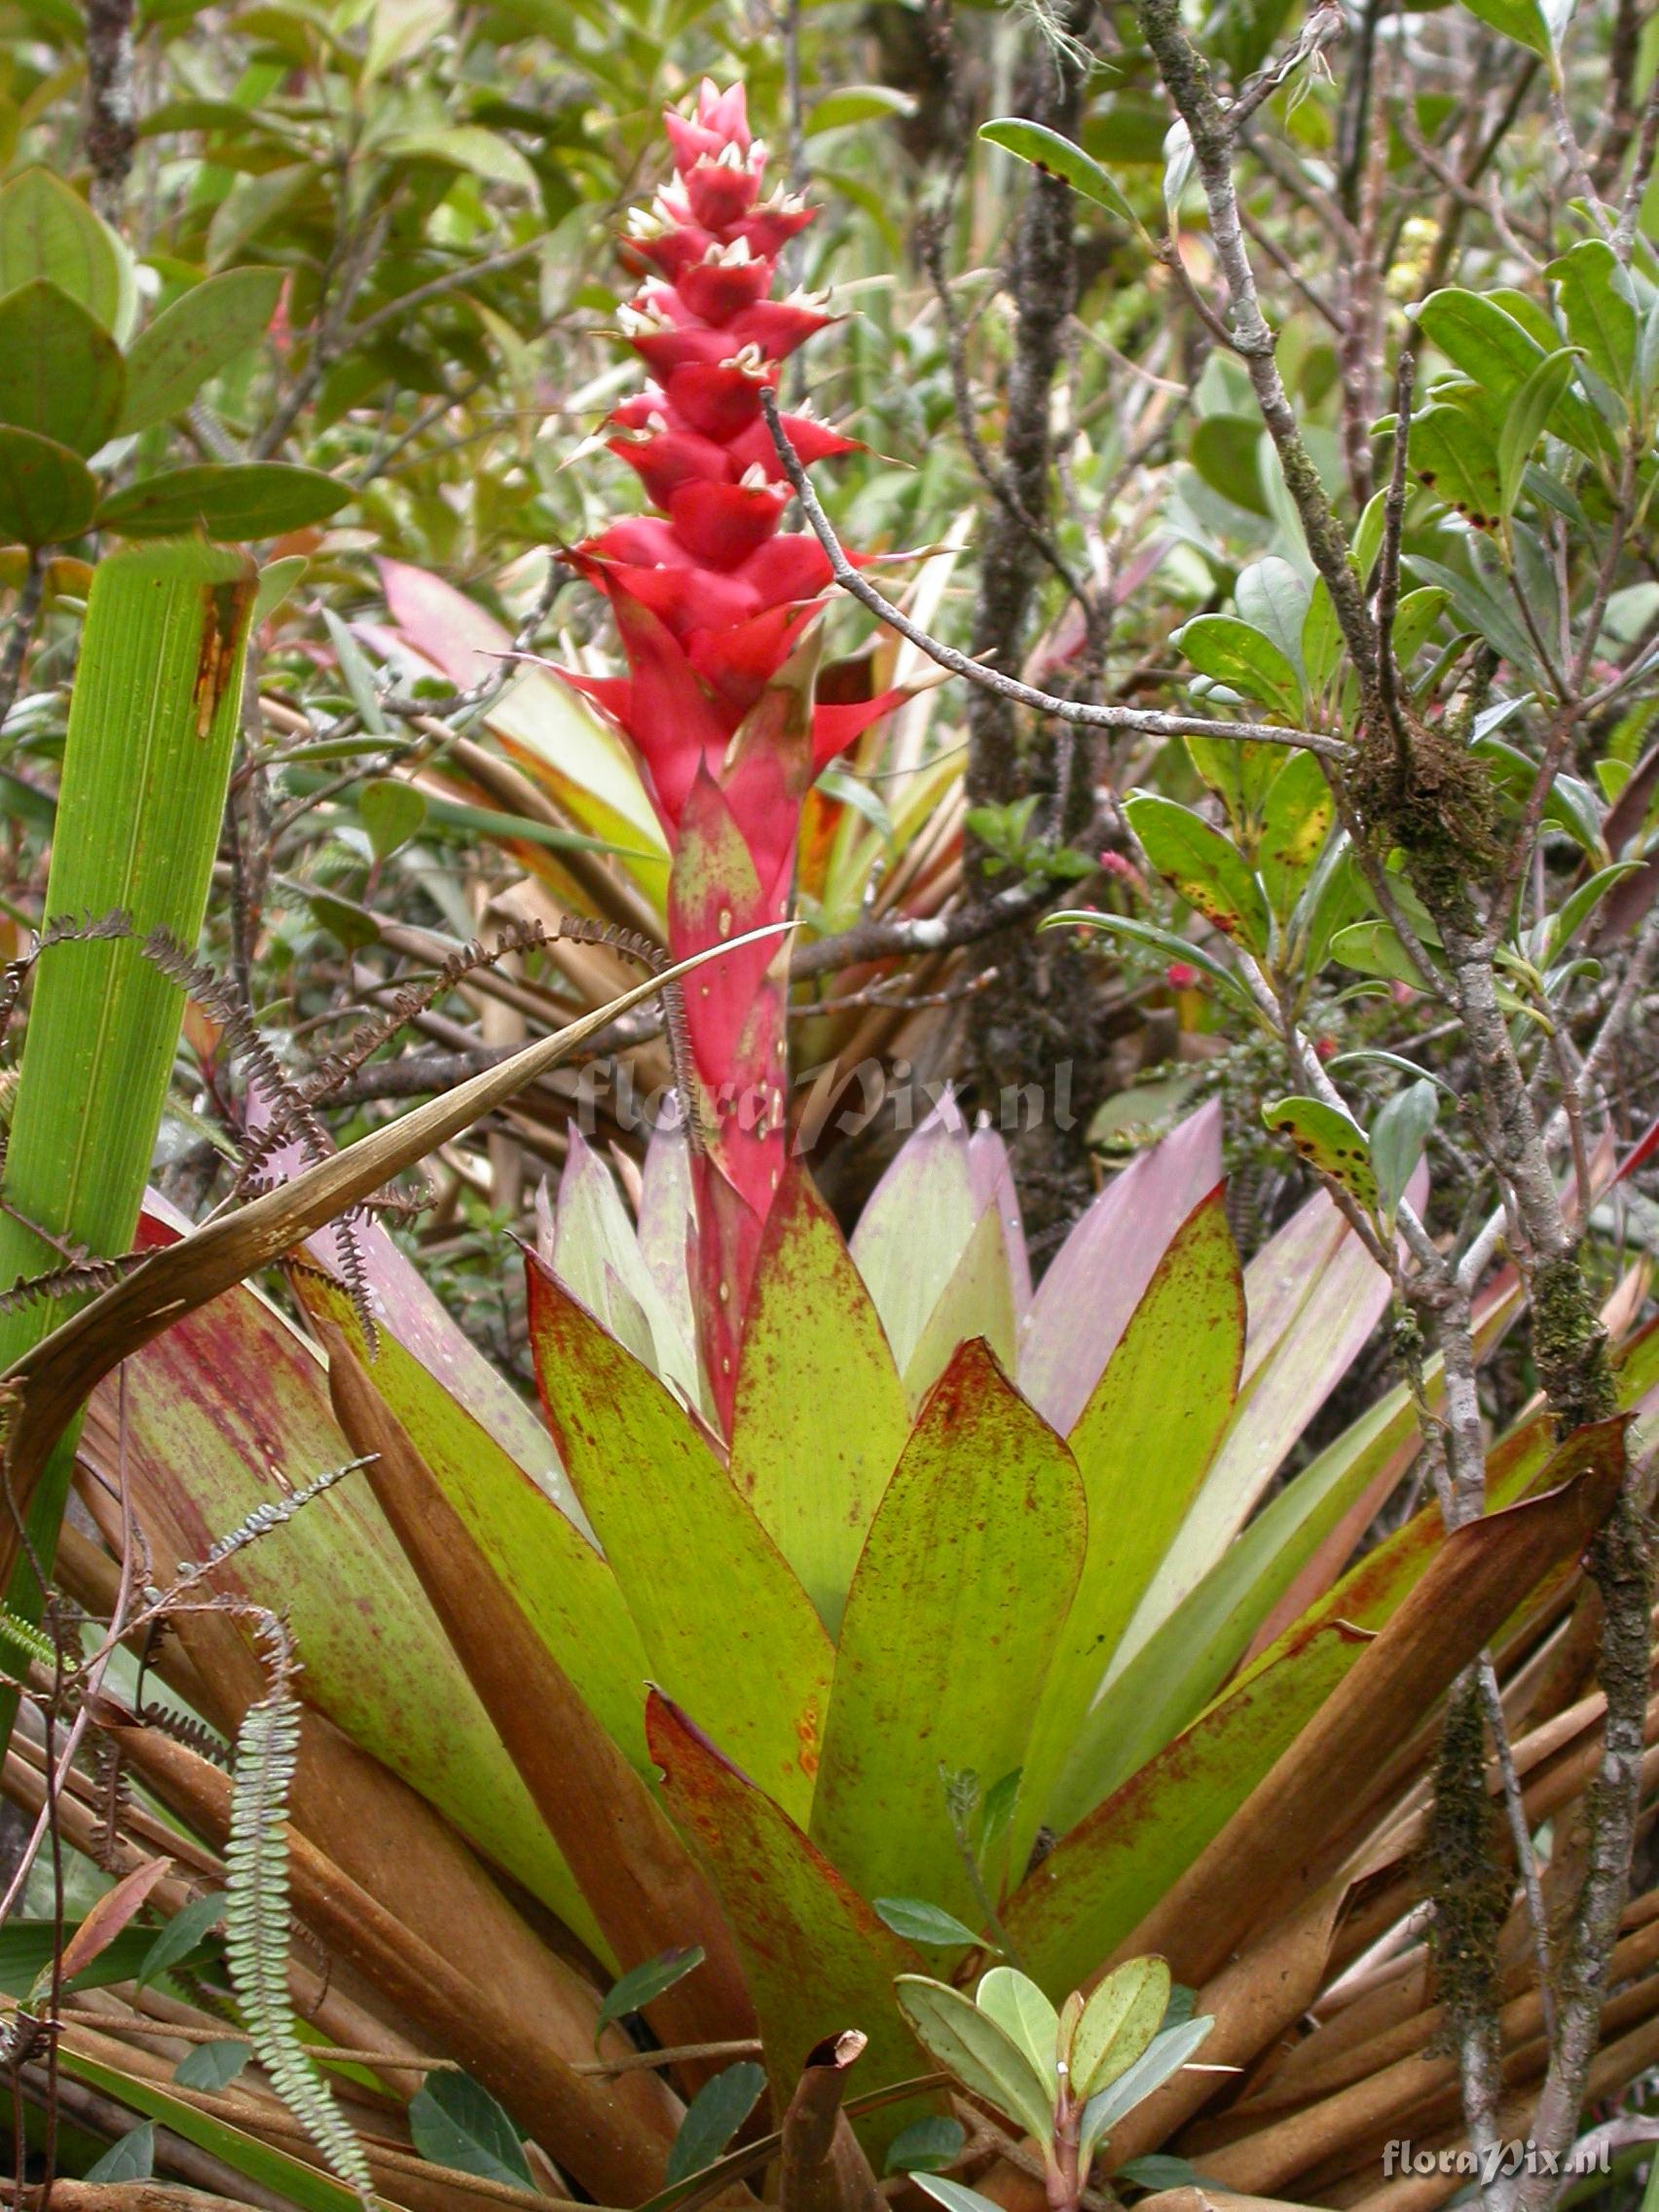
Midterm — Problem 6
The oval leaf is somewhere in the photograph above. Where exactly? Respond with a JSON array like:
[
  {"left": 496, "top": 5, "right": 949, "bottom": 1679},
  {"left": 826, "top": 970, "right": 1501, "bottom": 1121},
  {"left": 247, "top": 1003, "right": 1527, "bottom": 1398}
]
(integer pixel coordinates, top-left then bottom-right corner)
[
  {"left": 664, "top": 2062, "right": 767, "bottom": 2185},
  {"left": 96, "top": 461, "right": 350, "bottom": 539},
  {"left": 1262, "top": 1096, "right": 1379, "bottom": 1214},
  {"left": 0, "top": 279, "right": 125, "bottom": 455},
  {"left": 1124, "top": 792, "right": 1271, "bottom": 952},
  {"left": 894, "top": 1974, "right": 1056, "bottom": 2148},
  {"left": 119, "top": 266, "right": 285, "bottom": 434},
  {"left": 1071, "top": 1958, "right": 1170, "bottom": 2100},
  {"left": 978, "top": 119, "right": 1139, "bottom": 227},
  {"left": 410, "top": 2069, "right": 535, "bottom": 2191},
  {"left": 0, "top": 424, "right": 99, "bottom": 546}
]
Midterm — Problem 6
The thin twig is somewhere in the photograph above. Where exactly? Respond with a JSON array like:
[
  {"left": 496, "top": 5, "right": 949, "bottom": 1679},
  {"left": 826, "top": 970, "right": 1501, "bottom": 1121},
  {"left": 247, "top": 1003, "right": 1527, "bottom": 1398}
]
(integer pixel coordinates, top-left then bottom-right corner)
[{"left": 759, "top": 387, "right": 1351, "bottom": 759}]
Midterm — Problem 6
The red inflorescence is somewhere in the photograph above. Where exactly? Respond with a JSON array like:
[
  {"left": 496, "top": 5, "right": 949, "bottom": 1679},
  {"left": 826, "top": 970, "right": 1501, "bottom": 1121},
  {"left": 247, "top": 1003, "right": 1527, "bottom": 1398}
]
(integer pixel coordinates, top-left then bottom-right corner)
[{"left": 565, "top": 79, "right": 897, "bottom": 1426}]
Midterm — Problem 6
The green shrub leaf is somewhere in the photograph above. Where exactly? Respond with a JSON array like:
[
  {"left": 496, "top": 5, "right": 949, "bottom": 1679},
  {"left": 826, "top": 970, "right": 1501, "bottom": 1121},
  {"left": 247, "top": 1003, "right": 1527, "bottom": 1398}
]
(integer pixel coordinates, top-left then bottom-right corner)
[
  {"left": 119, "top": 265, "right": 285, "bottom": 433},
  {"left": 1071, "top": 1957, "right": 1171, "bottom": 2100},
  {"left": 95, "top": 461, "right": 350, "bottom": 539},
  {"left": 978, "top": 120, "right": 1139, "bottom": 227},
  {"left": 596, "top": 1945, "right": 706, "bottom": 2043},
  {"left": 1124, "top": 793, "right": 1272, "bottom": 952},
  {"left": 0, "top": 280, "right": 125, "bottom": 454},
  {"left": 894, "top": 1974, "right": 1056, "bottom": 2147},
  {"left": 871, "top": 1899, "right": 984, "bottom": 1948},
  {"left": 664, "top": 2062, "right": 766, "bottom": 2185},
  {"left": 0, "top": 424, "right": 99, "bottom": 545},
  {"left": 410, "top": 2068, "right": 535, "bottom": 2190},
  {"left": 1262, "top": 1097, "right": 1380, "bottom": 1215}
]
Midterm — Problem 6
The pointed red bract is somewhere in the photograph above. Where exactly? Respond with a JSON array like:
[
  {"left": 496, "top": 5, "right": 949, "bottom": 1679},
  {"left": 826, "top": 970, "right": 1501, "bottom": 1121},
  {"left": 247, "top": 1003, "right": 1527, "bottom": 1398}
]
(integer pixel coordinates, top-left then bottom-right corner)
[{"left": 560, "top": 79, "right": 898, "bottom": 1429}]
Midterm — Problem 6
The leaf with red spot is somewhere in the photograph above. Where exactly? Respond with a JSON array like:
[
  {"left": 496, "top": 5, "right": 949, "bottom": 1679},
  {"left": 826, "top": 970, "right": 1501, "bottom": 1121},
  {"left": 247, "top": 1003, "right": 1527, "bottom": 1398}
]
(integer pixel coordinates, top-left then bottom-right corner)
[
  {"left": 1124, "top": 792, "right": 1270, "bottom": 953},
  {"left": 647, "top": 1689, "right": 941, "bottom": 2159},
  {"left": 527, "top": 1257, "right": 833, "bottom": 1827},
  {"left": 809, "top": 1341, "right": 1087, "bottom": 1925}
]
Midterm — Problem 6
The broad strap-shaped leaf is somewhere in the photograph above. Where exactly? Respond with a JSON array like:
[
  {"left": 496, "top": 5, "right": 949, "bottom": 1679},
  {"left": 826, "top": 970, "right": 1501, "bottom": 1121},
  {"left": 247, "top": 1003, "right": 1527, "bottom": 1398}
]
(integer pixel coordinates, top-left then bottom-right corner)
[
  {"left": 1006, "top": 1620, "right": 1366, "bottom": 1995},
  {"left": 1107, "top": 1184, "right": 1397, "bottom": 1687},
  {"left": 0, "top": 937, "right": 781, "bottom": 1568},
  {"left": 900, "top": 1202, "right": 1019, "bottom": 1411},
  {"left": 849, "top": 1105, "right": 979, "bottom": 1376},
  {"left": 1119, "top": 1420, "right": 1627, "bottom": 1986},
  {"left": 648, "top": 1690, "right": 939, "bottom": 2160},
  {"left": 90, "top": 1268, "right": 605, "bottom": 1953},
  {"left": 298, "top": 1272, "right": 650, "bottom": 1766},
  {"left": 324, "top": 1328, "right": 756, "bottom": 2060},
  {"left": 1053, "top": 1252, "right": 1535, "bottom": 1823},
  {"left": 1020, "top": 1101, "right": 1222, "bottom": 1432},
  {"left": 730, "top": 1165, "right": 911, "bottom": 1637},
  {"left": 1011, "top": 1190, "right": 1242, "bottom": 1871},
  {"left": 810, "top": 1340, "right": 1086, "bottom": 1922},
  {"left": 552, "top": 1129, "right": 702, "bottom": 1412},
  {"left": 529, "top": 1256, "right": 834, "bottom": 1825}
]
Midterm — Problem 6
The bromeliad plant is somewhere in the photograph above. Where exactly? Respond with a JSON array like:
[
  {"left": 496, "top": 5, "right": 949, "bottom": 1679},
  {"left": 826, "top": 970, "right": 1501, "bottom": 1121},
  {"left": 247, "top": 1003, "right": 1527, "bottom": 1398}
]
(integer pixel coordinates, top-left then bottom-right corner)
[{"left": 17, "top": 1072, "right": 1648, "bottom": 2208}]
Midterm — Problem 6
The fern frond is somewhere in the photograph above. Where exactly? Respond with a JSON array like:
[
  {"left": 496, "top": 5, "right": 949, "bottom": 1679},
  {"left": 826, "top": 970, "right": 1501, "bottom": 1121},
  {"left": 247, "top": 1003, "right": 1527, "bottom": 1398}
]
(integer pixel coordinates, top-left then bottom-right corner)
[
  {"left": 226, "top": 1670, "right": 375, "bottom": 2204},
  {"left": 0, "top": 1247, "right": 148, "bottom": 1316},
  {"left": 89, "top": 1734, "right": 132, "bottom": 1872},
  {"left": 0, "top": 908, "right": 133, "bottom": 1054},
  {"left": 139, "top": 1700, "right": 232, "bottom": 1769},
  {"left": 0, "top": 1604, "right": 56, "bottom": 1671},
  {"left": 168, "top": 1458, "right": 371, "bottom": 1599}
]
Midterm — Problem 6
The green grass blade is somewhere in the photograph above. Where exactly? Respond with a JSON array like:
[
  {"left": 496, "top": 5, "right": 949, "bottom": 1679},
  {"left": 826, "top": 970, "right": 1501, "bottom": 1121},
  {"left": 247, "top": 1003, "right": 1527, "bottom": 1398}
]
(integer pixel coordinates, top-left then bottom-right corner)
[{"left": 0, "top": 538, "right": 252, "bottom": 1656}]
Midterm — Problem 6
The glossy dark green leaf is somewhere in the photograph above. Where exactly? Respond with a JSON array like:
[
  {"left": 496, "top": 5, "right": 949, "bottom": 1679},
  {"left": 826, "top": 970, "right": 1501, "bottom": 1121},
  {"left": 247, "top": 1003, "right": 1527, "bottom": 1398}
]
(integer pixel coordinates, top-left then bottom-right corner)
[
  {"left": 410, "top": 2069, "right": 535, "bottom": 2190},
  {"left": 664, "top": 2062, "right": 766, "bottom": 2185},
  {"left": 95, "top": 461, "right": 350, "bottom": 539},
  {"left": 0, "top": 424, "right": 99, "bottom": 545},
  {"left": 1124, "top": 793, "right": 1272, "bottom": 952},
  {"left": 0, "top": 280, "right": 125, "bottom": 454},
  {"left": 119, "top": 266, "right": 285, "bottom": 433},
  {"left": 595, "top": 1945, "right": 706, "bottom": 2042}
]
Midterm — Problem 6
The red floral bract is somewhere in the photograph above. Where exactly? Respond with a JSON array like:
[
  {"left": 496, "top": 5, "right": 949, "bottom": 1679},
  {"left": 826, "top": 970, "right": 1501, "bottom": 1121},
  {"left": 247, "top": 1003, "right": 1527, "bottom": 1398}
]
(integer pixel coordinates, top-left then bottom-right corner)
[{"left": 565, "top": 79, "right": 895, "bottom": 1427}]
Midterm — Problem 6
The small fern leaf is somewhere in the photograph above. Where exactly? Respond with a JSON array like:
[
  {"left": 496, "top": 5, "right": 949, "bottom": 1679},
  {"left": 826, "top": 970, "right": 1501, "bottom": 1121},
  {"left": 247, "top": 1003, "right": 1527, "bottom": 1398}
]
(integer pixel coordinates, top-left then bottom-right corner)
[
  {"left": 225, "top": 1686, "right": 375, "bottom": 2204},
  {"left": 0, "top": 1604, "right": 55, "bottom": 1670}
]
